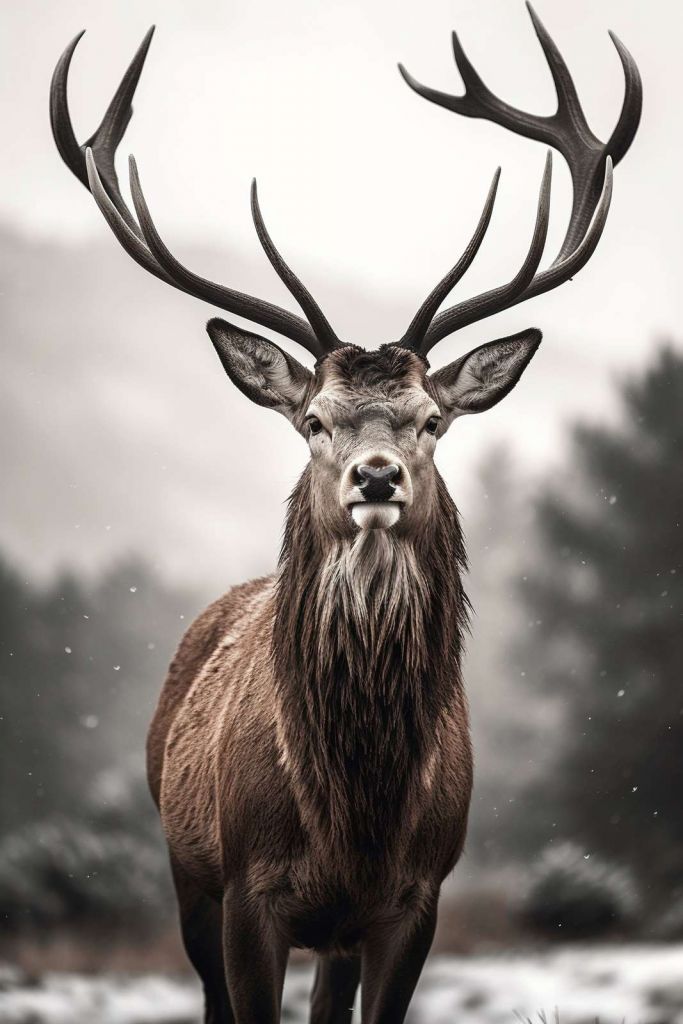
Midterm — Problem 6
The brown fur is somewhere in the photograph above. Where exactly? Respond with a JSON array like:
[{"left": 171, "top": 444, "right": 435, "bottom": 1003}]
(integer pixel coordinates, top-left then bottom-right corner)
[
  {"left": 147, "top": 477, "right": 472, "bottom": 934},
  {"left": 146, "top": 346, "right": 477, "bottom": 1022}
]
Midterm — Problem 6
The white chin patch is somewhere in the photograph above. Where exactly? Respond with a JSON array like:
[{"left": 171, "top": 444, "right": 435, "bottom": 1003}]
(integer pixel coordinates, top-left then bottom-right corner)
[{"left": 351, "top": 503, "right": 401, "bottom": 530}]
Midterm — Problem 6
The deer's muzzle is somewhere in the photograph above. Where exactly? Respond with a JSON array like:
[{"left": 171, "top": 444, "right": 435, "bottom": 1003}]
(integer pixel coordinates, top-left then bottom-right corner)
[{"left": 340, "top": 452, "right": 413, "bottom": 530}]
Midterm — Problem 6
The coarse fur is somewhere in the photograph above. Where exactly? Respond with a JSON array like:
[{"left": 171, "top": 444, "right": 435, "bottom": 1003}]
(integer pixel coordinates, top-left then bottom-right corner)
[
  {"left": 147, "top": 350, "right": 474, "bottom": 942},
  {"left": 273, "top": 466, "right": 470, "bottom": 871},
  {"left": 146, "top": 342, "right": 521, "bottom": 1022}
]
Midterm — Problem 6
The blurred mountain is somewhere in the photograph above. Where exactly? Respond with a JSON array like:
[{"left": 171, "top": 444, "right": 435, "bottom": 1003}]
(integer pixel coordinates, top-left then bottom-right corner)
[
  {"left": 0, "top": 222, "right": 635, "bottom": 592},
  {"left": 0, "top": 224, "right": 411, "bottom": 590}
]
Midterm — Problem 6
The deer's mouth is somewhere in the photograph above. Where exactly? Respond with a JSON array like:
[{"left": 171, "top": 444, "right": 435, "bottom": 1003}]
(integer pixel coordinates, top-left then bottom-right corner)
[{"left": 349, "top": 501, "right": 403, "bottom": 530}]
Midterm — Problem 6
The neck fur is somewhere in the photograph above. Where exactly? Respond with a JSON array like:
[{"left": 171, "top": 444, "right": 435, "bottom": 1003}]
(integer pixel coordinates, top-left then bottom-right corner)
[{"left": 273, "top": 465, "right": 469, "bottom": 855}]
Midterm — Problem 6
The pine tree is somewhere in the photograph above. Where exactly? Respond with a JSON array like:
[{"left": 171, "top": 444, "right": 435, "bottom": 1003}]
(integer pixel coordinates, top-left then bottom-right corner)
[
  {"left": 0, "top": 555, "right": 197, "bottom": 834},
  {"left": 520, "top": 345, "right": 683, "bottom": 891}
]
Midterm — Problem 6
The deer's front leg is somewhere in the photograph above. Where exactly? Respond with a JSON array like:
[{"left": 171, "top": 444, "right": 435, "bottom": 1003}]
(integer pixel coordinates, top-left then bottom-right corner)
[
  {"left": 360, "top": 894, "right": 438, "bottom": 1024},
  {"left": 222, "top": 885, "right": 289, "bottom": 1024}
]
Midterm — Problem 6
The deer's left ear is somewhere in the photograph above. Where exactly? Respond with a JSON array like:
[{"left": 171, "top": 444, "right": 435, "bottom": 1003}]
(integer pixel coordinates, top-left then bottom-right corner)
[
  {"left": 429, "top": 328, "right": 542, "bottom": 426},
  {"left": 206, "top": 317, "right": 314, "bottom": 427}
]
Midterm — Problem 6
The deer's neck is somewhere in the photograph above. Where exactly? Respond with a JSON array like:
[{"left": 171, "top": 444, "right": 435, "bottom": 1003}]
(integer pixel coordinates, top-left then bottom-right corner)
[{"left": 272, "top": 466, "right": 469, "bottom": 855}]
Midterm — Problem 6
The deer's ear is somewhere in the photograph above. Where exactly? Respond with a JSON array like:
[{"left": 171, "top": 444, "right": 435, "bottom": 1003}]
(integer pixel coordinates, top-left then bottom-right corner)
[
  {"left": 429, "top": 328, "right": 541, "bottom": 425},
  {"left": 206, "top": 318, "right": 314, "bottom": 425}
]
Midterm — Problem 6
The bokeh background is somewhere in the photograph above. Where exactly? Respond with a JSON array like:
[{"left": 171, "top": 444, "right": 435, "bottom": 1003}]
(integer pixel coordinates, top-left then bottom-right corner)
[{"left": 1, "top": 0, "right": 682, "bottom": 1020}]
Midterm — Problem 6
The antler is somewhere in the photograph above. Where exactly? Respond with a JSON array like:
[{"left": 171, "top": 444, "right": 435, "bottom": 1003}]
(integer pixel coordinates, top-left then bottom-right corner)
[
  {"left": 50, "top": 28, "right": 342, "bottom": 360},
  {"left": 396, "top": 2, "right": 642, "bottom": 356}
]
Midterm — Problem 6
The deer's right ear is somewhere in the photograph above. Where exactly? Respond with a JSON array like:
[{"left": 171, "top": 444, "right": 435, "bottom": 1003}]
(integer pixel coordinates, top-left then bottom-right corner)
[{"left": 206, "top": 318, "right": 314, "bottom": 426}]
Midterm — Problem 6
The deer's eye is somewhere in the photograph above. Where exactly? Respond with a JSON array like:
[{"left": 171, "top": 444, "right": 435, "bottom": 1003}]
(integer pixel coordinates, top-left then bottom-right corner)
[
  {"left": 424, "top": 416, "right": 440, "bottom": 435},
  {"left": 307, "top": 417, "right": 323, "bottom": 436}
]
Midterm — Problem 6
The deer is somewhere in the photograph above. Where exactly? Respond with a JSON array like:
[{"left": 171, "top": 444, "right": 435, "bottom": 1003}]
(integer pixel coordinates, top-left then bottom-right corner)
[{"left": 51, "top": 6, "right": 641, "bottom": 1022}]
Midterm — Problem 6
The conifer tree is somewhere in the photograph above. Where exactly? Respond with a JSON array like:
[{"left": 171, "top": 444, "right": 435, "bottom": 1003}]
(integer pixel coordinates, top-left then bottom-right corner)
[{"left": 521, "top": 345, "right": 683, "bottom": 889}]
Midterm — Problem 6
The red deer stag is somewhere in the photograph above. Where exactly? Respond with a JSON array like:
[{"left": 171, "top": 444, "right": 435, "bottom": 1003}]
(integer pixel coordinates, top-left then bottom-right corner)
[{"left": 51, "top": 6, "right": 641, "bottom": 1022}]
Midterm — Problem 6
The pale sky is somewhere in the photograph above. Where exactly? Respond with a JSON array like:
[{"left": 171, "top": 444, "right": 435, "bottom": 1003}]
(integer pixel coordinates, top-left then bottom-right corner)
[
  {"left": 1, "top": 0, "right": 680, "bottom": 586},
  {"left": 4, "top": 0, "right": 679, "bottom": 340}
]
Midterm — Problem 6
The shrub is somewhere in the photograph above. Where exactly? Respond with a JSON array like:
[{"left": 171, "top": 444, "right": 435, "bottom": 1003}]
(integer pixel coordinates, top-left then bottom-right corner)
[
  {"left": 0, "top": 816, "right": 171, "bottom": 932},
  {"left": 651, "top": 893, "right": 683, "bottom": 940},
  {"left": 519, "top": 841, "right": 639, "bottom": 939}
]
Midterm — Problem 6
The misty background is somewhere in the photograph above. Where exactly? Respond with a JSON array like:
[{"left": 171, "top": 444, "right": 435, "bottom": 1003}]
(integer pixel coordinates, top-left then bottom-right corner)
[
  {"left": 1, "top": 0, "right": 682, "bottom": 1017},
  {"left": 2, "top": 0, "right": 681, "bottom": 587}
]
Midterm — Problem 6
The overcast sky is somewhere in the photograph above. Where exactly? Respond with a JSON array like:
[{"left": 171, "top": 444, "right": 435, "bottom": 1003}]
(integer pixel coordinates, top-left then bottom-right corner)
[{"left": 1, "top": 0, "right": 680, "bottom": 588}]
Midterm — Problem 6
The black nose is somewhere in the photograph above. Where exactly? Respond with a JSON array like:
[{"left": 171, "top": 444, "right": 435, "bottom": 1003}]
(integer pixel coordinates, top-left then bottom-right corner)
[{"left": 356, "top": 463, "right": 400, "bottom": 502}]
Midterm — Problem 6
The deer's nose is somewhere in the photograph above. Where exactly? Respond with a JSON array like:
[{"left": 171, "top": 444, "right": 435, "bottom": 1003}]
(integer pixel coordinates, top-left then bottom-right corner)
[{"left": 355, "top": 463, "right": 401, "bottom": 502}]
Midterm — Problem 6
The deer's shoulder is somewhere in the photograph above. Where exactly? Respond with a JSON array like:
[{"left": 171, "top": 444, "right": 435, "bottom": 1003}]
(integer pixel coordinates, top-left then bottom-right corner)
[{"left": 147, "top": 574, "right": 275, "bottom": 802}]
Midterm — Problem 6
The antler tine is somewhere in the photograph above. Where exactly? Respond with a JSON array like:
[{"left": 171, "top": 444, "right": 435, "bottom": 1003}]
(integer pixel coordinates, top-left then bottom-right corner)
[
  {"left": 425, "top": 157, "right": 612, "bottom": 347},
  {"left": 250, "top": 182, "right": 342, "bottom": 353},
  {"left": 399, "top": 25, "right": 554, "bottom": 144},
  {"left": 401, "top": 6, "right": 603, "bottom": 258},
  {"left": 605, "top": 32, "right": 643, "bottom": 167},
  {"left": 521, "top": 156, "right": 613, "bottom": 301},
  {"left": 398, "top": 167, "right": 500, "bottom": 351},
  {"left": 50, "top": 28, "right": 154, "bottom": 238},
  {"left": 85, "top": 149, "right": 325, "bottom": 352},
  {"left": 127, "top": 158, "right": 333, "bottom": 359},
  {"left": 85, "top": 148, "right": 178, "bottom": 285},
  {"left": 525, "top": 3, "right": 588, "bottom": 135},
  {"left": 50, "top": 31, "right": 88, "bottom": 183},
  {"left": 403, "top": 151, "right": 552, "bottom": 354},
  {"left": 527, "top": 2, "right": 609, "bottom": 261},
  {"left": 397, "top": 5, "right": 641, "bottom": 357},
  {"left": 51, "top": 30, "right": 341, "bottom": 359}
]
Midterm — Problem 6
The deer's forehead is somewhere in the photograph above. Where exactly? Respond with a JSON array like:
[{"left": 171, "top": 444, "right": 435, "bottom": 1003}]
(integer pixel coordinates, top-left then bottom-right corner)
[
  {"left": 311, "top": 381, "right": 433, "bottom": 426},
  {"left": 310, "top": 352, "right": 435, "bottom": 425}
]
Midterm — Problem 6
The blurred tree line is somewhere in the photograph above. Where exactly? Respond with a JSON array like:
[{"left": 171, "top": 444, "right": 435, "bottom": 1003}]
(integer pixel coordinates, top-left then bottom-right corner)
[
  {"left": 466, "top": 344, "right": 682, "bottom": 932},
  {"left": 517, "top": 344, "right": 683, "bottom": 900},
  {"left": 0, "top": 343, "right": 680, "bottom": 939},
  {"left": 0, "top": 558, "right": 196, "bottom": 832},
  {"left": 0, "top": 558, "right": 201, "bottom": 933}
]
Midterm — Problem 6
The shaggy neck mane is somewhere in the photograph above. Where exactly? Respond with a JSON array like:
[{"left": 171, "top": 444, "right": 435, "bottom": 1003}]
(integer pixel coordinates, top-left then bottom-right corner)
[{"left": 273, "top": 465, "right": 469, "bottom": 856}]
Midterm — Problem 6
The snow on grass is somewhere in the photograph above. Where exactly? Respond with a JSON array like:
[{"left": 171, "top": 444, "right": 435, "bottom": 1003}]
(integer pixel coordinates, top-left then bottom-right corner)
[
  {"left": 409, "top": 945, "right": 683, "bottom": 1024},
  {"left": 1, "top": 945, "right": 682, "bottom": 1023},
  {"left": 0, "top": 968, "right": 201, "bottom": 1023}
]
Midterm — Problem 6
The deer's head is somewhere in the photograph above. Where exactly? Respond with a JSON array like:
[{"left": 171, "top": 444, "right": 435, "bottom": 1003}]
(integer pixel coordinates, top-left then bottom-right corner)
[
  {"left": 204, "top": 323, "right": 541, "bottom": 538},
  {"left": 51, "top": 6, "right": 640, "bottom": 540}
]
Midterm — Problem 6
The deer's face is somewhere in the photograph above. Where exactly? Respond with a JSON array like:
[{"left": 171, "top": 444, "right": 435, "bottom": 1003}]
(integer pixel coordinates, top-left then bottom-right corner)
[
  {"left": 303, "top": 346, "right": 440, "bottom": 537},
  {"left": 207, "top": 319, "right": 541, "bottom": 539}
]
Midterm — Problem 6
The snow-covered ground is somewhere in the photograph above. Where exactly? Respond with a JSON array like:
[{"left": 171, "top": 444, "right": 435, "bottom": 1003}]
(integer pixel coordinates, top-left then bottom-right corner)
[{"left": 1, "top": 945, "right": 683, "bottom": 1023}]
